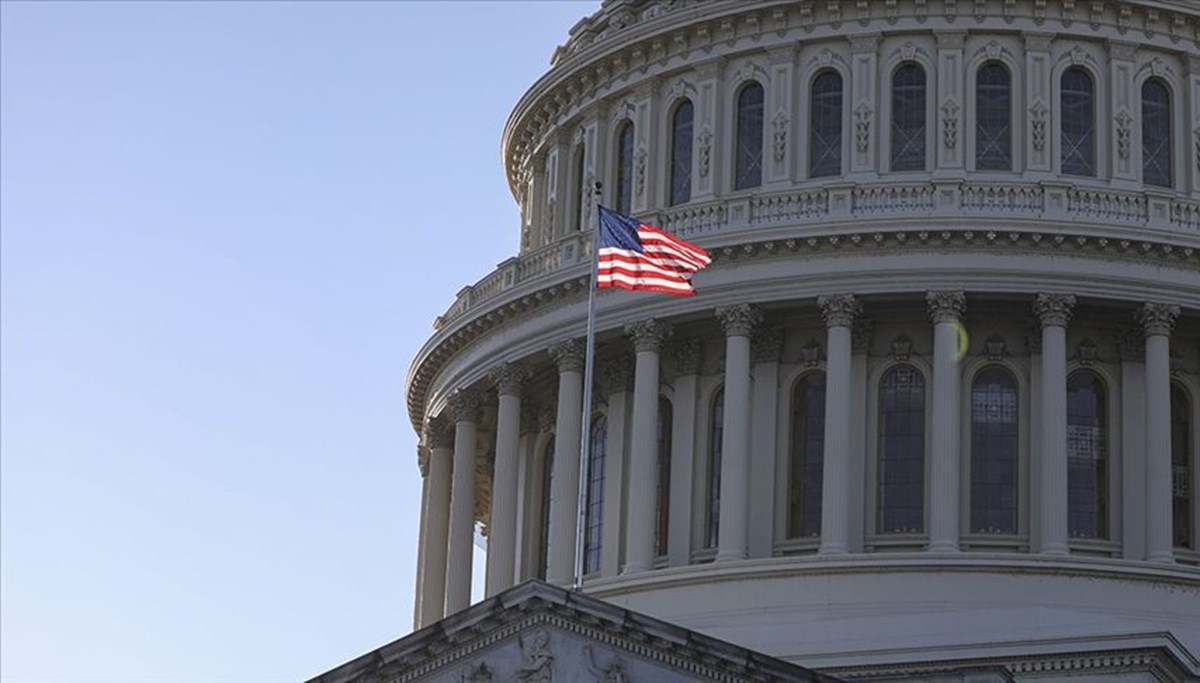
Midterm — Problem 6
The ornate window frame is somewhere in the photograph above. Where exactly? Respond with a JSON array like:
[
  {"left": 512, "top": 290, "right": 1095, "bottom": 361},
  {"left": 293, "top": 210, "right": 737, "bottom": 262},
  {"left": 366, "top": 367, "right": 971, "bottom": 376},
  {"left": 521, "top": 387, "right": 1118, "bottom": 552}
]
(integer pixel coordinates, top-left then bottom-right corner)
[
  {"left": 1050, "top": 45, "right": 1107, "bottom": 180},
  {"left": 964, "top": 42, "right": 1023, "bottom": 174},
  {"left": 1064, "top": 360, "right": 1123, "bottom": 557}
]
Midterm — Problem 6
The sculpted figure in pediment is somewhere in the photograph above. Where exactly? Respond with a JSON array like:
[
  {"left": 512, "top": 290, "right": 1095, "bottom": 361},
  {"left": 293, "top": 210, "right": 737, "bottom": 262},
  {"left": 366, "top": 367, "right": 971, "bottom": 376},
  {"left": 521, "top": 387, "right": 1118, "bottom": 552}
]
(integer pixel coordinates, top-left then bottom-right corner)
[{"left": 512, "top": 629, "right": 553, "bottom": 683}]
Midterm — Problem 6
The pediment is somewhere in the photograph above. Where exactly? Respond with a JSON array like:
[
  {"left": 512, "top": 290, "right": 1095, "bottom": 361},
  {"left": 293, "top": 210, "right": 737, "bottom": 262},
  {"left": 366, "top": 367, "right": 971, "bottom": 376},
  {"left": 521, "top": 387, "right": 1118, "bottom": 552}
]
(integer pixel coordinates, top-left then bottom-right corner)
[{"left": 309, "top": 580, "right": 839, "bottom": 683}]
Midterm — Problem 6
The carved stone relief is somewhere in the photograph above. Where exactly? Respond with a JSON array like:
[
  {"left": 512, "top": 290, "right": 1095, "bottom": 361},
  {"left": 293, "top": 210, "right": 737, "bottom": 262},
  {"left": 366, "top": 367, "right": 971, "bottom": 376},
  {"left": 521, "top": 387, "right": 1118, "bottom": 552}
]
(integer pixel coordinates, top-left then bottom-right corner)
[
  {"left": 1030, "top": 100, "right": 1048, "bottom": 151},
  {"left": 698, "top": 126, "right": 713, "bottom": 177},
  {"left": 772, "top": 110, "right": 789, "bottom": 162},
  {"left": 634, "top": 145, "right": 647, "bottom": 197},
  {"left": 941, "top": 98, "right": 960, "bottom": 149},
  {"left": 854, "top": 102, "right": 872, "bottom": 152},
  {"left": 1115, "top": 109, "right": 1133, "bottom": 160}
]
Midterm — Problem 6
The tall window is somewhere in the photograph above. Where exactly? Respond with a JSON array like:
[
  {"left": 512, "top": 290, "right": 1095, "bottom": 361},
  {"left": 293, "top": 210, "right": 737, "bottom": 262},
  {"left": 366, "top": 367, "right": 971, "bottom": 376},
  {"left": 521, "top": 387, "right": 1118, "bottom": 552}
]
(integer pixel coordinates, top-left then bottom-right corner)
[
  {"left": 975, "top": 62, "right": 1012, "bottom": 171},
  {"left": 572, "top": 144, "right": 586, "bottom": 231},
  {"left": 537, "top": 437, "right": 554, "bottom": 580},
  {"left": 789, "top": 372, "right": 826, "bottom": 538},
  {"left": 891, "top": 63, "right": 927, "bottom": 171},
  {"left": 809, "top": 71, "right": 843, "bottom": 178},
  {"left": 878, "top": 365, "right": 926, "bottom": 533},
  {"left": 1067, "top": 370, "right": 1108, "bottom": 539},
  {"left": 670, "top": 100, "right": 693, "bottom": 206},
  {"left": 1061, "top": 67, "right": 1095, "bottom": 177},
  {"left": 706, "top": 389, "right": 724, "bottom": 549},
  {"left": 615, "top": 121, "right": 635, "bottom": 214},
  {"left": 1142, "top": 78, "right": 1172, "bottom": 188},
  {"left": 734, "top": 82, "right": 764, "bottom": 190},
  {"left": 655, "top": 397, "right": 673, "bottom": 557},
  {"left": 1172, "top": 384, "right": 1193, "bottom": 549},
  {"left": 970, "top": 366, "right": 1019, "bottom": 534},
  {"left": 584, "top": 416, "right": 607, "bottom": 573}
]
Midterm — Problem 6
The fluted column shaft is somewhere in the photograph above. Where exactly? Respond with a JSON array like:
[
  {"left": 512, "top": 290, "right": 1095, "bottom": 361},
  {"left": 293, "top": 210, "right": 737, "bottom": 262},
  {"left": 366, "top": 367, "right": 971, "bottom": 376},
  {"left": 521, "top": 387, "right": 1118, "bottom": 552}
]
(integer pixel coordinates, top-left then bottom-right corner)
[
  {"left": 485, "top": 365, "right": 525, "bottom": 596},
  {"left": 547, "top": 340, "right": 585, "bottom": 585},
  {"left": 715, "top": 304, "right": 761, "bottom": 562},
  {"left": 1034, "top": 294, "right": 1074, "bottom": 556},
  {"left": 624, "top": 320, "right": 672, "bottom": 574},
  {"left": 1141, "top": 303, "right": 1181, "bottom": 563},
  {"left": 446, "top": 392, "right": 480, "bottom": 614},
  {"left": 818, "top": 295, "right": 860, "bottom": 555},
  {"left": 413, "top": 456, "right": 430, "bottom": 629},
  {"left": 420, "top": 439, "right": 453, "bottom": 626},
  {"left": 927, "top": 291, "right": 966, "bottom": 553}
]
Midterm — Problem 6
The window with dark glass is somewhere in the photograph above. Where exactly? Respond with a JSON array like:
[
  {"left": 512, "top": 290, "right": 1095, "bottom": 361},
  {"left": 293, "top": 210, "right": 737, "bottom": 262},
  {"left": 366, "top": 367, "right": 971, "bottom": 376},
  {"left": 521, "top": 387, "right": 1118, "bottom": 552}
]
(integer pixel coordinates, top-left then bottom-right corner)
[
  {"left": 615, "top": 121, "right": 635, "bottom": 214},
  {"left": 572, "top": 145, "right": 586, "bottom": 231},
  {"left": 878, "top": 364, "right": 926, "bottom": 533},
  {"left": 789, "top": 372, "right": 826, "bottom": 538},
  {"left": 1061, "top": 67, "right": 1095, "bottom": 177},
  {"left": 975, "top": 63, "right": 1012, "bottom": 171},
  {"left": 584, "top": 416, "right": 607, "bottom": 573},
  {"left": 1172, "top": 384, "right": 1193, "bottom": 549},
  {"left": 891, "top": 63, "right": 927, "bottom": 171},
  {"left": 538, "top": 437, "right": 554, "bottom": 579},
  {"left": 1142, "top": 78, "right": 1172, "bottom": 188},
  {"left": 809, "top": 71, "right": 843, "bottom": 178},
  {"left": 970, "top": 366, "right": 1019, "bottom": 534},
  {"left": 1067, "top": 370, "right": 1107, "bottom": 539},
  {"left": 734, "top": 83, "right": 764, "bottom": 190},
  {"left": 655, "top": 397, "right": 673, "bottom": 557},
  {"left": 670, "top": 100, "right": 693, "bottom": 206},
  {"left": 706, "top": 389, "right": 724, "bottom": 549}
]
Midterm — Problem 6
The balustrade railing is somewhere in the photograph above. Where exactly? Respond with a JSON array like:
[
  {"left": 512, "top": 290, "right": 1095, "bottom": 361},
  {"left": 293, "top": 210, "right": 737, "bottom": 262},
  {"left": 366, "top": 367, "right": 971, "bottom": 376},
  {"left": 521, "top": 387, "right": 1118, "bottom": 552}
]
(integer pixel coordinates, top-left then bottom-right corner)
[{"left": 434, "top": 182, "right": 1199, "bottom": 329}]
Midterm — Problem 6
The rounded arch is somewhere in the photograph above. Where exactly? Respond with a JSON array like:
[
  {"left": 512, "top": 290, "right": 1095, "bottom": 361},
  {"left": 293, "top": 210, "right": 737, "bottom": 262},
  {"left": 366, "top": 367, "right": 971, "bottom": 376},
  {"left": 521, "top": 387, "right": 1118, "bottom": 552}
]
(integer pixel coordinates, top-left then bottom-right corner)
[
  {"left": 972, "top": 61, "right": 1015, "bottom": 172},
  {"left": 787, "top": 369, "right": 828, "bottom": 539},
  {"left": 666, "top": 97, "right": 694, "bottom": 207},
  {"left": 1065, "top": 367, "right": 1111, "bottom": 541},
  {"left": 888, "top": 61, "right": 931, "bottom": 172},
  {"left": 874, "top": 362, "right": 929, "bottom": 535},
  {"left": 731, "top": 79, "right": 765, "bottom": 191},
  {"left": 1049, "top": 47, "right": 1106, "bottom": 179},
  {"left": 1139, "top": 76, "right": 1173, "bottom": 189},
  {"left": 612, "top": 118, "right": 636, "bottom": 214},
  {"left": 806, "top": 68, "right": 845, "bottom": 179},
  {"left": 967, "top": 364, "right": 1021, "bottom": 535}
]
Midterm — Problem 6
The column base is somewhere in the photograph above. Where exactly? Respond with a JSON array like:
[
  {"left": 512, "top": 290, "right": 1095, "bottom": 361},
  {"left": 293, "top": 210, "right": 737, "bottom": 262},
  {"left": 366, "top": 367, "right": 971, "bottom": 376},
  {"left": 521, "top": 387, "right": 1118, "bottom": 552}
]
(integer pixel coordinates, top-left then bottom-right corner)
[
  {"left": 1039, "top": 543, "right": 1069, "bottom": 556},
  {"left": 1145, "top": 551, "right": 1176, "bottom": 564},
  {"left": 926, "top": 540, "right": 960, "bottom": 553},
  {"left": 715, "top": 550, "right": 747, "bottom": 563},
  {"left": 621, "top": 562, "right": 651, "bottom": 575},
  {"left": 818, "top": 544, "right": 848, "bottom": 556}
]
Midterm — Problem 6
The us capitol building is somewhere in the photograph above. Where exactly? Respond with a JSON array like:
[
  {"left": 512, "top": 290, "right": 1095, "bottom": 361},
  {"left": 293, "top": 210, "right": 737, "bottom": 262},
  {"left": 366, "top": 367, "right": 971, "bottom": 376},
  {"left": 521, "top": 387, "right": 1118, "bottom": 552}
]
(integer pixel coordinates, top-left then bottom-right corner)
[{"left": 313, "top": 1, "right": 1200, "bottom": 681}]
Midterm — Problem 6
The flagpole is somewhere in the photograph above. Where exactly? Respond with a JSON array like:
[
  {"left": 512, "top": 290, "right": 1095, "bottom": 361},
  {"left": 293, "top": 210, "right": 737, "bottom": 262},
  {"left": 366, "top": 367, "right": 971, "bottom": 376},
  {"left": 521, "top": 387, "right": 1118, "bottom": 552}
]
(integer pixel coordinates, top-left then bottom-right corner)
[{"left": 573, "top": 181, "right": 603, "bottom": 591}]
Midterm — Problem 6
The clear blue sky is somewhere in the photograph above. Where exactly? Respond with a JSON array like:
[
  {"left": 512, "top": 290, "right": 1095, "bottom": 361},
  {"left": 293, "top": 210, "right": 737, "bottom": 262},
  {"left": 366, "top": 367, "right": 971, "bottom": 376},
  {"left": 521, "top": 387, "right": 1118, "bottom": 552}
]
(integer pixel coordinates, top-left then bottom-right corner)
[{"left": 0, "top": 2, "right": 594, "bottom": 681}]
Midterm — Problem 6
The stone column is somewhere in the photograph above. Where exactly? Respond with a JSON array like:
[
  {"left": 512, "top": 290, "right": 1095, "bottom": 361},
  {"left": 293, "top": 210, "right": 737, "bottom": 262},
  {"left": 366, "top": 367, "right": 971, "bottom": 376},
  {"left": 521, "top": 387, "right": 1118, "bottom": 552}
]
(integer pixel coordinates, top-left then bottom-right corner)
[
  {"left": 419, "top": 417, "right": 454, "bottom": 626},
  {"left": 446, "top": 390, "right": 480, "bottom": 614},
  {"left": 749, "top": 327, "right": 783, "bottom": 558},
  {"left": 624, "top": 319, "right": 672, "bottom": 574},
  {"left": 1033, "top": 293, "right": 1075, "bottom": 556},
  {"left": 1140, "top": 302, "right": 1181, "bottom": 563},
  {"left": 848, "top": 318, "right": 874, "bottom": 553},
  {"left": 412, "top": 449, "right": 430, "bottom": 629},
  {"left": 1117, "top": 329, "right": 1147, "bottom": 560},
  {"left": 927, "top": 291, "right": 966, "bottom": 552},
  {"left": 547, "top": 339, "right": 585, "bottom": 585},
  {"left": 599, "top": 358, "right": 632, "bottom": 578},
  {"left": 714, "top": 304, "right": 762, "bottom": 562},
  {"left": 485, "top": 364, "right": 525, "bottom": 596},
  {"left": 818, "top": 294, "right": 860, "bottom": 555},
  {"left": 667, "top": 339, "right": 701, "bottom": 567}
]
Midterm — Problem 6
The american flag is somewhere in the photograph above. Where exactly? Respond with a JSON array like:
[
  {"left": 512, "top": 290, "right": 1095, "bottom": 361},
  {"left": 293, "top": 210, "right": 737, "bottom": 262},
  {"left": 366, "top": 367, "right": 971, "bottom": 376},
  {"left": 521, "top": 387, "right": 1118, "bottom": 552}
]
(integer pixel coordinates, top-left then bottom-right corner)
[{"left": 596, "top": 206, "right": 712, "bottom": 296}]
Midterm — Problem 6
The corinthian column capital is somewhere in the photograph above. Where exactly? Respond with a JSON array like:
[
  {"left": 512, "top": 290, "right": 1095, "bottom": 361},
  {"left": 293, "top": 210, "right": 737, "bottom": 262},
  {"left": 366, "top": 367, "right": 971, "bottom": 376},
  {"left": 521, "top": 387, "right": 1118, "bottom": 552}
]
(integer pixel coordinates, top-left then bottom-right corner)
[
  {"left": 549, "top": 338, "right": 586, "bottom": 373},
  {"left": 926, "top": 290, "right": 966, "bottom": 324},
  {"left": 715, "top": 303, "right": 762, "bottom": 337},
  {"left": 625, "top": 319, "right": 674, "bottom": 353},
  {"left": 1137, "top": 302, "right": 1181, "bottom": 337},
  {"left": 425, "top": 415, "right": 454, "bottom": 449},
  {"left": 1033, "top": 293, "right": 1076, "bottom": 328},
  {"left": 818, "top": 293, "right": 861, "bottom": 328},
  {"left": 449, "top": 389, "right": 481, "bottom": 423},
  {"left": 489, "top": 363, "right": 528, "bottom": 398}
]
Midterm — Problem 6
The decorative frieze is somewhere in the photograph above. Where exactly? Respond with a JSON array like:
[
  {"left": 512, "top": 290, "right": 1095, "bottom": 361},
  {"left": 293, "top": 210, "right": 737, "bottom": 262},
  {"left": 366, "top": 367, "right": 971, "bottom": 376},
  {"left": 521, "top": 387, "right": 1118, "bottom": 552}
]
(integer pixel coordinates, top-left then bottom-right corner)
[
  {"left": 490, "top": 363, "right": 528, "bottom": 398},
  {"left": 752, "top": 326, "right": 784, "bottom": 363},
  {"left": 1137, "top": 302, "right": 1181, "bottom": 337},
  {"left": 716, "top": 303, "right": 762, "bottom": 337},
  {"left": 1033, "top": 293, "right": 1076, "bottom": 328},
  {"left": 818, "top": 293, "right": 861, "bottom": 328},
  {"left": 550, "top": 338, "right": 586, "bottom": 373},
  {"left": 926, "top": 290, "right": 966, "bottom": 324},
  {"left": 625, "top": 319, "right": 673, "bottom": 352}
]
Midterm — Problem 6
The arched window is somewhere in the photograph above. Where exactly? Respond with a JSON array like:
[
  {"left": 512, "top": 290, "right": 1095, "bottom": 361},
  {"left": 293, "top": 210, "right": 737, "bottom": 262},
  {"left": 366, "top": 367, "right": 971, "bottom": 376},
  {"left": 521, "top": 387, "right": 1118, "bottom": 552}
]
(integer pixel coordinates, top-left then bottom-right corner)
[
  {"left": 891, "top": 63, "right": 927, "bottom": 172},
  {"left": 584, "top": 416, "right": 607, "bottom": 573},
  {"left": 789, "top": 372, "right": 826, "bottom": 538},
  {"left": 970, "top": 366, "right": 1019, "bottom": 534},
  {"left": 615, "top": 121, "right": 635, "bottom": 214},
  {"left": 670, "top": 100, "right": 693, "bottom": 206},
  {"left": 734, "top": 82, "right": 764, "bottom": 190},
  {"left": 655, "top": 397, "right": 673, "bottom": 557},
  {"left": 706, "top": 389, "right": 724, "bottom": 549},
  {"left": 975, "top": 62, "right": 1012, "bottom": 171},
  {"left": 1172, "top": 384, "right": 1193, "bottom": 549},
  {"left": 1061, "top": 67, "right": 1095, "bottom": 177},
  {"left": 878, "top": 364, "right": 925, "bottom": 533},
  {"left": 537, "top": 436, "right": 554, "bottom": 580},
  {"left": 1142, "top": 78, "right": 1172, "bottom": 188},
  {"left": 809, "top": 71, "right": 843, "bottom": 178},
  {"left": 572, "top": 144, "right": 586, "bottom": 231},
  {"left": 1067, "top": 370, "right": 1108, "bottom": 539}
]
